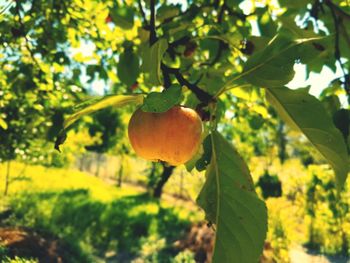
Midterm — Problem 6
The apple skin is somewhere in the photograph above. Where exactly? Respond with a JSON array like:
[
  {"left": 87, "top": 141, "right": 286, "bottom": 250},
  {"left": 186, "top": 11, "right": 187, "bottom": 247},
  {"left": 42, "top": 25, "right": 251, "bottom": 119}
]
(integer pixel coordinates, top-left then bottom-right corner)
[{"left": 128, "top": 106, "right": 203, "bottom": 165}]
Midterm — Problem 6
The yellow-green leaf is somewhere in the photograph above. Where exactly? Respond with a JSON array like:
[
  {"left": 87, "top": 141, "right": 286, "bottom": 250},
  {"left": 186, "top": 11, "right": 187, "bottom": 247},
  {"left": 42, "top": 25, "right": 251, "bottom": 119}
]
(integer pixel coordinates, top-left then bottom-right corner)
[
  {"left": 0, "top": 118, "right": 8, "bottom": 130},
  {"left": 55, "top": 94, "right": 144, "bottom": 152},
  {"left": 197, "top": 131, "right": 267, "bottom": 263},
  {"left": 64, "top": 94, "right": 143, "bottom": 129},
  {"left": 141, "top": 39, "right": 168, "bottom": 86},
  {"left": 266, "top": 87, "right": 349, "bottom": 188}
]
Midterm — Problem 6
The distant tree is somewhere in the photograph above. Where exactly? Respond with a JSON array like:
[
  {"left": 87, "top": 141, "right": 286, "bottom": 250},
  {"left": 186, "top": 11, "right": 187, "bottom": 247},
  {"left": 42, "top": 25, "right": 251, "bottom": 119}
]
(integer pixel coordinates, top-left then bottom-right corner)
[{"left": 85, "top": 108, "right": 122, "bottom": 176}]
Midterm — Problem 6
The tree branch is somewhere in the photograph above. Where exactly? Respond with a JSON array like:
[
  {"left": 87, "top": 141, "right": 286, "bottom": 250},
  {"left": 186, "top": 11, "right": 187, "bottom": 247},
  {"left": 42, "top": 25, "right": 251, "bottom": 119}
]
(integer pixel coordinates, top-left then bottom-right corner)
[
  {"left": 168, "top": 36, "right": 191, "bottom": 49},
  {"left": 137, "top": 0, "right": 149, "bottom": 26},
  {"left": 325, "top": 0, "right": 350, "bottom": 20},
  {"left": 206, "top": 2, "right": 227, "bottom": 67},
  {"left": 325, "top": 0, "right": 350, "bottom": 96},
  {"left": 218, "top": 4, "right": 225, "bottom": 23},
  {"left": 149, "top": 0, "right": 157, "bottom": 45},
  {"left": 15, "top": 0, "right": 43, "bottom": 72},
  {"left": 161, "top": 64, "right": 214, "bottom": 104},
  {"left": 161, "top": 65, "right": 172, "bottom": 89},
  {"left": 0, "top": 1, "right": 13, "bottom": 15}
]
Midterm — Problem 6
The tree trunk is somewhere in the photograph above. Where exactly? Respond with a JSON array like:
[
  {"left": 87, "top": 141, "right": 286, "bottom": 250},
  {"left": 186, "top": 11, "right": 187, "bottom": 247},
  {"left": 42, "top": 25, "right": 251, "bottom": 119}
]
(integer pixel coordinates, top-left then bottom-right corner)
[
  {"left": 117, "top": 155, "right": 124, "bottom": 187},
  {"left": 153, "top": 164, "right": 175, "bottom": 198},
  {"left": 341, "top": 229, "right": 349, "bottom": 256},
  {"left": 179, "top": 170, "right": 184, "bottom": 199},
  {"left": 95, "top": 154, "right": 102, "bottom": 177},
  {"left": 147, "top": 162, "right": 157, "bottom": 190},
  {"left": 4, "top": 160, "right": 11, "bottom": 196},
  {"left": 277, "top": 121, "right": 287, "bottom": 163},
  {"left": 79, "top": 154, "right": 85, "bottom": 171}
]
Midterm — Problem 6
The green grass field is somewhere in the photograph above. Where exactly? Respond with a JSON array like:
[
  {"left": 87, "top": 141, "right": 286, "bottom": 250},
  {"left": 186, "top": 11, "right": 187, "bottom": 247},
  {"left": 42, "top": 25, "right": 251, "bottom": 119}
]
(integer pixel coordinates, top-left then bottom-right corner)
[
  {"left": 1, "top": 160, "right": 350, "bottom": 263},
  {"left": 0, "top": 162, "right": 202, "bottom": 262}
]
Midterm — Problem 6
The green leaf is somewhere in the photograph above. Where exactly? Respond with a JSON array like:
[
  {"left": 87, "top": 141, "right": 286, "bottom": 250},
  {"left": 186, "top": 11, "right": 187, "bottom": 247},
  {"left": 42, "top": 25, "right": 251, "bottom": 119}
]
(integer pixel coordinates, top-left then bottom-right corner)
[
  {"left": 157, "top": 5, "right": 180, "bottom": 22},
  {"left": 226, "top": 0, "right": 245, "bottom": 8},
  {"left": 55, "top": 94, "right": 144, "bottom": 151},
  {"left": 195, "top": 135, "right": 212, "bottom": 171},
  {"left": 0, "top": 118, "right": 8, "bottom": 130},
  {"left": 241, "top": 32, "right": 323, "bottom": 87},
  {"left": 197, "top": 131, "right": 267, "bottom": 263},
  {"left": 256, "top": 8, "right": 277, "bottom": 37},
  {"left": 138, "top": 27, "right": 150, "bottom": 43},
  {"left": 64, "top": 94, "right": 143, "bottom": 129},
  {"left": 266, "top": 87, "right": 349, "bottom": 188},
  {"left": 141, "top": 84, "right": 182, "bottom": 112},
  {"left": 249, "top": 114, "right": 265, "bottom": 130},
  {"left": 321, "top": 95, "right": 341, "bottom": 116},
  {"left": 109, "top": 6, "right": 134, "bottom": 29},
  {"left": 245, "top": 36, "right": 271, "bottom": 54},
  {"left": 279, "top": 17, "right": 321, "bottom": 40},
  {"left": 333, "top": 109, "right": 350, "bottom": 143},
  {"left": 185, "top": 138, "right": 206, "bottom": 172},
  {"left": 117, "top": 48, "right": 140, "bottom": 86},
  {"left": 198, "top": 75, "right": 225, "bottom": 95},
  {"left": 280, "top": 20, "right": 333, "bottom": 72},
  {"left": 86, "top": 64, "right": 98, "bottom": 82},
  {"left": 278, "top": 0, "right": 311, "bottom": 8},
  {"left": 141, "top": 39, "right": 168, "bottom": 86}
]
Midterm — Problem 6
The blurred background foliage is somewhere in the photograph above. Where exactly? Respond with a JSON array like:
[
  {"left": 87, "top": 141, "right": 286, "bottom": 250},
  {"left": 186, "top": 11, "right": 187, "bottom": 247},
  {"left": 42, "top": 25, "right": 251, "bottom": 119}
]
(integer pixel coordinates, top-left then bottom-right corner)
[{"left": 0, "top": 0, "right": 349, "bottom": 262}]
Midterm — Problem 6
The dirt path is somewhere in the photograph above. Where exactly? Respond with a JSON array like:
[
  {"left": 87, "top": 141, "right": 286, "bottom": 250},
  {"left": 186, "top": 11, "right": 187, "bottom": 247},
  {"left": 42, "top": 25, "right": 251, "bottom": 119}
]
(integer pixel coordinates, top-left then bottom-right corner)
[
  {"left": 290, "top": 246, "right": 349, "bottom": 263},
  {"left": 0, "top": 227, "right": 69, "bottom": 263}
]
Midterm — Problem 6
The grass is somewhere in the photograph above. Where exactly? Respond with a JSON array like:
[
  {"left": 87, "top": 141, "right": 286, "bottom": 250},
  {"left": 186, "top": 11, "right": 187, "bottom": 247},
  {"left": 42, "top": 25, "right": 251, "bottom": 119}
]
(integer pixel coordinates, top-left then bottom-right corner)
[
  {"left": 2, "top": 158, "right": 349, "bottom": 262},
  {"left": 0, "top": 162, "right": 202, "bottom": 262},
  {"left": 0, "top": 162, "right": 140, "bottom": 202}
]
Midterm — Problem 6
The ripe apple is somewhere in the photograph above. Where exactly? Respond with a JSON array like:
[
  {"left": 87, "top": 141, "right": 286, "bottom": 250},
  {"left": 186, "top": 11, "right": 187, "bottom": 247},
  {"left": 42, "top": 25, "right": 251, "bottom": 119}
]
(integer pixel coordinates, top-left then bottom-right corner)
[{"left": 128, "top": 106, "right": 203, "bottom": 165}]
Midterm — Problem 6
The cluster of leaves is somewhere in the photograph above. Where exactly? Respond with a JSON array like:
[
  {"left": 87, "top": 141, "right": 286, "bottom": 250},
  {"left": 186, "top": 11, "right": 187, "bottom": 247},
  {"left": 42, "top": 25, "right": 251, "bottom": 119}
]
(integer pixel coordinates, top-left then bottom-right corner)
[
  {"left": 1, "top": 0, "right": 349, "bottom": 262},
  {"left": 305, "top": 165, "right": 350, "bottom": 255},
  {"left": 2, "top": 164, "right": 194, "bottom": 262}
]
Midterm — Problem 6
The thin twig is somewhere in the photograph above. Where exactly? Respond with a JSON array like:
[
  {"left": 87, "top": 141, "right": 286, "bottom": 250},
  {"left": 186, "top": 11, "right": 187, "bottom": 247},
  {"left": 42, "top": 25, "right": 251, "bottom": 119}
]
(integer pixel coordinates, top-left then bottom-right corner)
[
  {"left": 325, "top": 0, "right": 350, "bottom": 95},
  {"left": 0, "top": 1, "right": 13, "bottom": 15},
  {"left": 161, "top": 65, "right": 172, "bottom": 89},
  {"left": 137, "top": 0, "right": 149, "bottom": 26},
  {"left": 325, "top": 0, "right": 350, "bottom": 20},
  {"left": 149, "top": 0, "right": 157, "bottom": 45},
  {"left": 203, "top": 2, "right": 250, "bottom": 67},
  {"left": 207, "top": 2, "right": 226, "bottom": 67},
  {"left": 217, "top": 3, "right": 225, "bottom": 23},
  {"left": 161, "top": 64, "right": 214, "bottom": 104}
]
